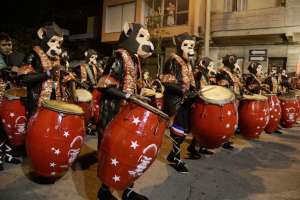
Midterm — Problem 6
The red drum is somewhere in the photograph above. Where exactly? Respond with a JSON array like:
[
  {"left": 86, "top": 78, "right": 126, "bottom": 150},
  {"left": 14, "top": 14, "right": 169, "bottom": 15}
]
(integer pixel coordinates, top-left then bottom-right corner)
[
  {"left": 98, "top": 102, "right": 168, "bottom": 190},
  {"left": 75, "top": 89, "right": 93, "bottom": 123},
  {"left": 26, "top": 100, "right": 85, "bottom": 178},
  {"left": 91, "top": 89, "right": 102, "bottom": 123},
  {"left": 239, "top": 94, "right": 269, "bottom": 140},
  {"left": 264, "top": 94, "right": 282, "bottom": 133},
  {"left": 279, "top": 95, "right": 299, "bottom": 128},
  {"left": 0, "top": 88, "right": 27, "bottom": 147},
  {"left": 294, "top": 90, "right": 300, "bottom": 119},
  {"left": 191, "top": 86, "right": 238, "bottom": 149}
]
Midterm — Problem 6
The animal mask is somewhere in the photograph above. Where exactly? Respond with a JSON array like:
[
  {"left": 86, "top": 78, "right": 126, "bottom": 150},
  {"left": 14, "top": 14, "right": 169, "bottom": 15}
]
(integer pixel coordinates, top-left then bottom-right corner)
[
  {"left": 222, "top": 55, "right": 238, "bottom": 71},
  {"left": 84, "top": 49, "right": 98, "bottom": 65},
  {"left": 37, "top": 22, "right": 64, "bottom": 58},
  {"left": 118, "top": 23, "right": 154, "bottom": 59},
  {"left": 248, "top": 62, "right": 264, "bottom": 77},
  {"left": 174, "top": 32, "right": 196, "bottom": 61},
  {"left": 199, "top": 57, "right": 217, "bottom": 77}
]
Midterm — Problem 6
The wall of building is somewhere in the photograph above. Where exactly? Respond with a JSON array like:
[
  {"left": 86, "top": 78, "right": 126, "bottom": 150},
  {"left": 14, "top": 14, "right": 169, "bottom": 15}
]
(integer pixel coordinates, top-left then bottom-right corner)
[
  {"left": 247, "top": 0, "right": 280, "bottom": 10},
  {"left": 200, "top": 44, "right": 300, "bottom": 73}
]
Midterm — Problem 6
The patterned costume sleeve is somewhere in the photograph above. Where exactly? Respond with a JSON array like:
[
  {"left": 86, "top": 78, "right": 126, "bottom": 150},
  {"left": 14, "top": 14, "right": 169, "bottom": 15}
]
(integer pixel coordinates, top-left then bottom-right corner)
[
  {"left": 19, "top": 52, "right": 49, "bottom": 86},
  {"left": 161, "top": 58, "right": 184, "bottom": 96},
  {"left": 96, "top": 57, "right": 121, "bottom": 89}
]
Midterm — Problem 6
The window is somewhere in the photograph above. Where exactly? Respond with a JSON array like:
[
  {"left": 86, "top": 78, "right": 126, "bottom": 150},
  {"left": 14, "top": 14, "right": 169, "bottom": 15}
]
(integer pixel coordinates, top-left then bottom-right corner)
[
  {"left": 224, "top": 0, "right": 247, "bottom": 12},
  {"left": 105, "top": 2, "right": 136, "bottom": 33},
  {"left": 144, "top": 0, "right": 189, "bottom": 28}
]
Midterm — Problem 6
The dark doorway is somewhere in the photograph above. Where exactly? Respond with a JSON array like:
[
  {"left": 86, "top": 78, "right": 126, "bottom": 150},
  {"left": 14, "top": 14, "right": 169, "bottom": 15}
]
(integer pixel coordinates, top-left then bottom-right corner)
[{"left": 268, "top": 57, "right": 287, "bottom": 72}]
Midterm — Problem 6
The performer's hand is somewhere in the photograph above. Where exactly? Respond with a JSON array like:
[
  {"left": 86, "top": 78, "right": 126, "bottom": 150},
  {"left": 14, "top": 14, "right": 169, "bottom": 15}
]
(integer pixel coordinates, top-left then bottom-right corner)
[
  {"left": 125, "top": 93, "right": 131, "bottom": 99},
  {"left": 188, "top": 90, "right": 198, "bottom": 99},
  {"left": 63, "top": 72, "right": 76, "bottom": 83}
]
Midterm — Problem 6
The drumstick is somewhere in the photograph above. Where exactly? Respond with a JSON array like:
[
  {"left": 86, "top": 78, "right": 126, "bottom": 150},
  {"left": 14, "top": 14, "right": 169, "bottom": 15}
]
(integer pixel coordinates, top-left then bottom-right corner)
[{"left": 129, "top": 95, "right": 170, "bottom": 120}]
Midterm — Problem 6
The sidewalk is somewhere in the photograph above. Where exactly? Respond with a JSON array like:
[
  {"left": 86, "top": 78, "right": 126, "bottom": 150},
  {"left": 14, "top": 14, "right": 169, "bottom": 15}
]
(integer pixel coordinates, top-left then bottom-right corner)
[{"left": 1, "top": 126, "right": 300, "bottom": 200}]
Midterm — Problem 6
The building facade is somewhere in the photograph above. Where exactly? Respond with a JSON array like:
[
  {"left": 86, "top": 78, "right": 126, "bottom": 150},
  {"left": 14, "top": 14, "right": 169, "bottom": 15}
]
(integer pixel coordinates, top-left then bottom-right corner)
[
  {"left": 210, "top": 0, "right": 300, "bottom": 73},
  {"left": 101, "top": 0, "right": 300, "bottom": 74}
]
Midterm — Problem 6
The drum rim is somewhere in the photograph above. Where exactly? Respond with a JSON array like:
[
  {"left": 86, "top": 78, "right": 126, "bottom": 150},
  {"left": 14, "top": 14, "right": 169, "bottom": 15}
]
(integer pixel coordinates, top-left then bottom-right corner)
[
  {"left": 4, "top": 88, "right": 27, "bottom": 99},
  {"left": 242, "top": 94, "right": 268, "bottom": 101},
  {"left": 278, "top": 96, "right": 297, "bottom": 101},
  {"left": 199, "top": 86, "right": 235, "bottom": 105},
  {"left": 42, "top": 100, "right": 84, "bottom": 115}
]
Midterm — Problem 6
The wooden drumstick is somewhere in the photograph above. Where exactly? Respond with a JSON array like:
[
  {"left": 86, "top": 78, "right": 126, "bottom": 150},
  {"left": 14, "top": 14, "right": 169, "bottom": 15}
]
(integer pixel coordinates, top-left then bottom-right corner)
[{"left": 129, "top": 95, "right": 170, "bottom": 120}]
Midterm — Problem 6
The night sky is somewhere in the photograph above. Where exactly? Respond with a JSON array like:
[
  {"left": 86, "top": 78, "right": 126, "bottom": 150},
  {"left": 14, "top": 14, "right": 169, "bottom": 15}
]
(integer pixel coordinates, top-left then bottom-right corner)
[{"left": 0, "top": 0, "right": 101, "bottom": 33}]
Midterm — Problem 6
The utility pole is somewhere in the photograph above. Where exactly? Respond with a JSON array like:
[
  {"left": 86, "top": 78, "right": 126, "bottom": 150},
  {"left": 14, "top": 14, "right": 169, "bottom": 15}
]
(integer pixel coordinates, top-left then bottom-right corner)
[{"left": 204, "top": 0, "right": 211, "bottom": 57}]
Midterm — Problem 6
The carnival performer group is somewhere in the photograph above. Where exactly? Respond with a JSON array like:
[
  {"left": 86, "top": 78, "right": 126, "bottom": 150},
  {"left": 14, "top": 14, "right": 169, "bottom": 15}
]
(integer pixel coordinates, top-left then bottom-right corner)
[{"left": 1, "top": 21, "right": 300, "bottom": 200}]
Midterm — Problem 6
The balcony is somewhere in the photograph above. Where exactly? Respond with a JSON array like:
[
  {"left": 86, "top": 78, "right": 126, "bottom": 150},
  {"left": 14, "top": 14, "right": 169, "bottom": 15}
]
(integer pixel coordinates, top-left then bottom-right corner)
[{"left": 211, "top": 7, "right": 288, "bottom": 37}]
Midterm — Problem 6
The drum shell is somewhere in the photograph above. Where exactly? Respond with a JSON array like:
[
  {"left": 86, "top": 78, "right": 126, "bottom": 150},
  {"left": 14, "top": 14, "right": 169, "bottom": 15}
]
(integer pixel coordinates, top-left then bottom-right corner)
[
  {"left": 265, "top": 95, "right": 282, "bottom": 133},
  {"left": 26, "top": 107, "right": 85, "bottom": 178},
  {"left": 280, "top": 98, "right": 299, "bottom": 128},
  {"left": 91, "top": 89, "right": 102, "bottom": 123},
  {"left": 191, "top": 99, "right": 238, "bottom": 149},
  {"left": 98, "top": 103, "right": 167, "bottom": 190},
  {"left": 238, "top": 99, "right": 269, "bottom": 139},
  {"left": 0, "top": 97, "right": 27, "bottom": 147},
  {"left": 77, "top": 101, "right": 92, "bottom": 124}
]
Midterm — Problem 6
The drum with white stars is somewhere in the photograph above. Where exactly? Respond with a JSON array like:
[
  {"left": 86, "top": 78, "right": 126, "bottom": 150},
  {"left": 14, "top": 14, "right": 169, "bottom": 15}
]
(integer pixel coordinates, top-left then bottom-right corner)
[
  {"left": 191, "top": 86, "right": 238, "bottom": 149},
  {"left": 239, "top": 94, "right": 269, "bottom": 139},
  {"left": 0, "top": 88, "right": 27, "bottom": 147},
  {"left": 26, "top": 100, "right": 85, "bottom": 178},
  {"left": 97, "top": 102, "right": 168, "bottom": 190},
  {"left": 279, "top": 95, "right": 299, "bottom": 128},
  {"left": 264, "top": 94, "right": 282, "bottom": 133}
]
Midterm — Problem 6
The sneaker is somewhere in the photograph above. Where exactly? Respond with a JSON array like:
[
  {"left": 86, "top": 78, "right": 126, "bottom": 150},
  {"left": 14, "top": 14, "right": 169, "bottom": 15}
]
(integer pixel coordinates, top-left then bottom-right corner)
[
  {"left": 199, "top": 147, "right": 214, "bottom": 155},
  {"left": 4, "top": 154, "right": 21, "bottom": 164},
  {"left": 274, "top": 130, "right": 283, "bottom": 135},
  {"left": 167, "top": 151, "right": 176, "bottom": 163},
  {"left": 222, "top": 142, "right": 234, "bottom": 150},
  {"left": 97, "top": 186, "right": 118, "bottom": 200},
  {"left": 187, "top": 145, "right": 201, "bottom": 160},
  {"left": 122, "top": 189, "right": 148, "bottom": 200},
  {"left": 173, "top": 161, "right": 189, "bottom": 174},
  {"left": 0, "top": 160, "right": 3, "bottom": 171}
]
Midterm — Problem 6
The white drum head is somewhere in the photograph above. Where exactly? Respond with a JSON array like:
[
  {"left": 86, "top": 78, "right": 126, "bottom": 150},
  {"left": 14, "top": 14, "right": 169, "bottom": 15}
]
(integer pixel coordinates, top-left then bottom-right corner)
[
  {"left": 200, "top": 85, "right": 235, "bottom": 105},
  {"left": 75, "top": 89, "right": 92, "bottom": 102},
  {"left": 243, "top": 94, "right": 267, "bottom": 101}
]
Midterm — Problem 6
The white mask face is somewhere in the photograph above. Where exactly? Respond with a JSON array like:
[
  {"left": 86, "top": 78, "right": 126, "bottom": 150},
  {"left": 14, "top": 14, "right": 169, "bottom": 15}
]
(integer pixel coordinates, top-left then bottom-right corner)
[
  {"left": 233, "top": 63, "right": 241, "bottom": 75},
  {"left": 89, "top": 54, "right": 98, "bottom": 65},
  {"left": 181, "top": 40, "right": 195, "bottom": 60},
  {"left": 207, "top": 61, "right": 217, "bottom": 77},
  {"left": 256, "top": 65, "right": 264, "bottom": 77},
  {"left": 136, "top": 28, "right": 154, "bottom": 59},
  {"left": 46, "top": 35, "right": 64, "bottom": 58}
]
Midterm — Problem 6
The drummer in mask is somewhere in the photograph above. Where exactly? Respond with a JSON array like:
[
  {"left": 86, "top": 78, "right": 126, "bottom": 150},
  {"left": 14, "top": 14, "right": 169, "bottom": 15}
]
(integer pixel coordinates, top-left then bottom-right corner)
[
  {"left": 245, "top": 62, "right": 266, "bottom": 94},
  {"left": 18, "top": 22, "right": 75, "bottom": 118},
  {"left": 160, "top": 32, "right": 197, "bottom": 173},
  {"left": 216, "top": 55, "right": 243, "bottom": 150},
  {"left": 187, "top": 57, "right": 218, "bottom": 156},
  {"left": 96, "top": 22, "right": 154, "bottom": 200},
  {"left": 263, "top": 65, "right": 280, "bottom": 95},
  {"left": 73, "top": 49, "right": 103, "bottom": 91},
  {"left": 278, "top": 68, "right": 293, "bottom": 95}
]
